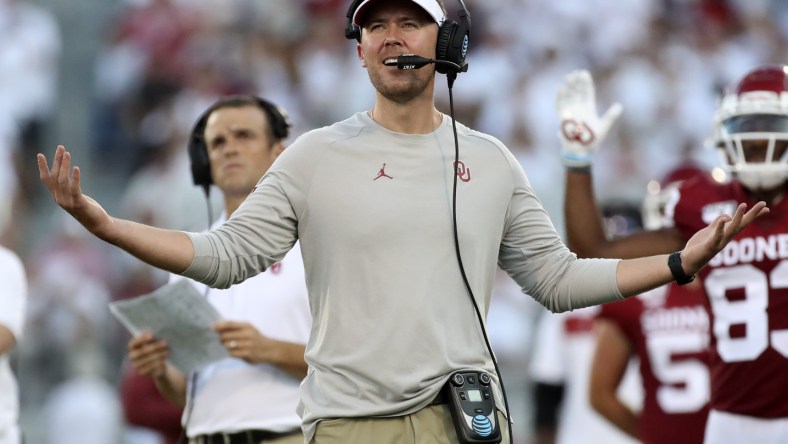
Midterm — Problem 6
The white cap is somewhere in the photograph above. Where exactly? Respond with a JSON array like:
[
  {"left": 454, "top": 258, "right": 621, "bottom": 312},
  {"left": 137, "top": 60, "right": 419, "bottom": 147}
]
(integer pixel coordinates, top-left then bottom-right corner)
[{"left": 352, "top": 0, "right": 445, "bottom": 27}]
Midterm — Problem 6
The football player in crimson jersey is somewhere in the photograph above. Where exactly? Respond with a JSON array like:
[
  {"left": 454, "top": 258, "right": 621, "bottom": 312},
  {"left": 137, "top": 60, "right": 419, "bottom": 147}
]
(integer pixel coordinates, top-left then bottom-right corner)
[
  {"left": 556, "top": 66, "right": 788, "bottom": 444},
  {"left": 530, "top": 303, "right": 643, "bottom": 444},
  {"left": 589, "top": 167, "right": 712, "bottom": 444}
]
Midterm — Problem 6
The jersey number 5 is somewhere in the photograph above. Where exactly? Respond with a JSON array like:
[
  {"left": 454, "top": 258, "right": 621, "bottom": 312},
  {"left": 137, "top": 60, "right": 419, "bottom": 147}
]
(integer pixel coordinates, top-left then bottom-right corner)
[{"left": 647, "top": 331, "right": 709, "bottom": 413}]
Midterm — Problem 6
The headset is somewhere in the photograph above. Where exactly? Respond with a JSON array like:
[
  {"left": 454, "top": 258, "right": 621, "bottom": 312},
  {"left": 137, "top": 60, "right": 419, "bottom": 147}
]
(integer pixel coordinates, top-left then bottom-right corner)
[
  {"left": 344, "top": 0, "right": 471, "bottom": 74},
  {"left": 188, "top": 95, "right": 292, "bottom": 196}
]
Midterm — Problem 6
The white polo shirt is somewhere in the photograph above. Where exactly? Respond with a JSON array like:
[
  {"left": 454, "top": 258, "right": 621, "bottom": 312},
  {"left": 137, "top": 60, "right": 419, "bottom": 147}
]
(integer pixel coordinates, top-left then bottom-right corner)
[
  {"left": 177, "top": 216, "right": 311, "bottom": 437},
  {"left": 0, "top": 247, "right": 27, "bottom": 444}
]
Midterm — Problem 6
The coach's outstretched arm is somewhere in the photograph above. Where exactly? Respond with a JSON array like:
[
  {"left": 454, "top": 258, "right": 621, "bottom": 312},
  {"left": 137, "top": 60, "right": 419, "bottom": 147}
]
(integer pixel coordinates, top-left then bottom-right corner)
[
  {"left": 38, "top": 145, "right": 194, "bottom": 273},
  {"left": 614, "top": 200, "right": 765, "bottom": 297}
]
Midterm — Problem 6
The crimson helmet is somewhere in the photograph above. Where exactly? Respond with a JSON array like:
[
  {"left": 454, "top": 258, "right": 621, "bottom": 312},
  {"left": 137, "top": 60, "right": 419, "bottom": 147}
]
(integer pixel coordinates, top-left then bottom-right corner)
[{"left": 714, "top": 64, "right": 788, "bottom": 191}]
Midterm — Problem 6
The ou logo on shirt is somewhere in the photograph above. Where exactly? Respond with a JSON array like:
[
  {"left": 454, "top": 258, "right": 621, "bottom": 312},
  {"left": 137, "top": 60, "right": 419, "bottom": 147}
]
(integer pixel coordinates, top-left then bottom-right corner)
[{"left": 454, "top": 161, "right": 471, "bottom": 183}]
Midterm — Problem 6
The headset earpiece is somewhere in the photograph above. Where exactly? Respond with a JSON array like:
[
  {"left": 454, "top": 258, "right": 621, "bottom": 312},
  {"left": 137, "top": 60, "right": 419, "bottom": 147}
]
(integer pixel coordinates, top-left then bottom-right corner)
[
  {"left": 434, "top": 2, "right": 470, "bottom": 74},
  {"left": 188, "top": 96, "right": 291, "bottom": 194},
  {"left": 435, "top": 20, "right": 458, "bottom": 74},
  {"left": 189, "top": 112, "right": 212, "bottom": 194},
  {"left": 345, "top": 0, "right": 364, "bottom": 42}
]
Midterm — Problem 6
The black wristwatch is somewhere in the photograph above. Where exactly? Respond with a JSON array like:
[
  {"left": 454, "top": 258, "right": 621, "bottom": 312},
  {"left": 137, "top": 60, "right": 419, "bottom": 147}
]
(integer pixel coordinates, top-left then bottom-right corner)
[{"left": 668, "top": 251, "right": 695, "bottom": 285}]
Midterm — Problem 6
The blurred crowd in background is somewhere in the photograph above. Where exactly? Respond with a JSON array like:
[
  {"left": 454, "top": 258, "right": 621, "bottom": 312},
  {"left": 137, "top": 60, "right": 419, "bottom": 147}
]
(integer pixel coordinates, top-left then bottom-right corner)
[{"left": 2, "top": 0, "right": 787, "bottom": 443}]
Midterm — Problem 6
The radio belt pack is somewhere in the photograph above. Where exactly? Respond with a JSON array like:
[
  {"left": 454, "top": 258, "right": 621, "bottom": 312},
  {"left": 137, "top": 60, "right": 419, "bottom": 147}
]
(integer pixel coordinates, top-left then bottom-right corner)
[{"left": 442, "top": 370, "right": 502, "bottom": 443}]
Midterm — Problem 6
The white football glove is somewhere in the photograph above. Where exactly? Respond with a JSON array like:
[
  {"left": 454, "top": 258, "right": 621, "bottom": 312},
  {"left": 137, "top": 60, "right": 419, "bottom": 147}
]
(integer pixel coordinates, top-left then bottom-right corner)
[{"left": 555, "top": 69, "right": 622, "bottom": 169}]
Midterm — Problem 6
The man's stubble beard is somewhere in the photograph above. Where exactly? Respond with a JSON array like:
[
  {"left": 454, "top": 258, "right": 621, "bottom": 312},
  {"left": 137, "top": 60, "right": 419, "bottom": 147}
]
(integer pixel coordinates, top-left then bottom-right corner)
[{"left": 368, "top": 68, "right": 433, "bottom": 104}]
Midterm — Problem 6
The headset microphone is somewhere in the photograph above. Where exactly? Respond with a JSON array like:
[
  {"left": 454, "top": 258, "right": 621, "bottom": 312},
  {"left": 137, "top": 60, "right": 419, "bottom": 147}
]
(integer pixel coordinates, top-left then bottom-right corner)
[{"left": 384, "top": 54, "right": 468, "bottom": 73}]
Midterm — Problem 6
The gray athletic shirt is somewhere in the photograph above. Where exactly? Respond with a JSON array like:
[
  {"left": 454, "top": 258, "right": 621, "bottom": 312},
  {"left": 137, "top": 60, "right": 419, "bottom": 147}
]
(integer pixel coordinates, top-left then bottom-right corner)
[{"left": 182, "top": 111, "right": 623, "bottom": 441}]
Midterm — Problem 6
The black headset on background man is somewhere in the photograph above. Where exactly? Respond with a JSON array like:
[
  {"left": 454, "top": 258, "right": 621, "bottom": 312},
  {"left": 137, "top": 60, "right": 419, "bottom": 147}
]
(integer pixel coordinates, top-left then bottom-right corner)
[
  {"left": 344, "top": 0, "right": 471, "bottom": 74},
  {"left": 188, "top": 95, "right": 292, "bottom": 196}
]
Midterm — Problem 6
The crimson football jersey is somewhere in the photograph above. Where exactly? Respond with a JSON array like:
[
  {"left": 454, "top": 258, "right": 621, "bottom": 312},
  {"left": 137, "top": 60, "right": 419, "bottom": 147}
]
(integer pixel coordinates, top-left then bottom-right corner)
[
  {"left": 598, "top": 283, "right": 710, "bottom": 444},
  {"left": 670, "top": 175, "right": 788, "bottom": 418}
]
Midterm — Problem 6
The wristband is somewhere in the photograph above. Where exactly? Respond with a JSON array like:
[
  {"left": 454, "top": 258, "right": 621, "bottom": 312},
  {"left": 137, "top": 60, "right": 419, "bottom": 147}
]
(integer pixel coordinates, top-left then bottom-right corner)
[
  {"left": 566, "top": 165, "right": 591, "bottom": 174},
  {"left": 668, "top": 251, "right": 695, "bottom": 285}
]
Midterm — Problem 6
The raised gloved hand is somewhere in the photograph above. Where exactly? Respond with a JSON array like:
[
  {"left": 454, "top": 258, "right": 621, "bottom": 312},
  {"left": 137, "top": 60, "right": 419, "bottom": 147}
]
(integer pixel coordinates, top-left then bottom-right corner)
[{"left": 555, "top": 70, "right": 622, "bottom": 169}]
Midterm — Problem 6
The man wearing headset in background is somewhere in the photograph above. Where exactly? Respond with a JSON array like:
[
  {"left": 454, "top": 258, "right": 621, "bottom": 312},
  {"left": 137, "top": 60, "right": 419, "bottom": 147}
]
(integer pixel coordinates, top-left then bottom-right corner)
[
  {"left": 126, "top": 95, "right": 311, "bottom": 444},
  {"left": 39, "top": 1, "right": 766, "bottom": 443},
  {"left": 556, "top": 66, "right": 788, "bottom": 444}
]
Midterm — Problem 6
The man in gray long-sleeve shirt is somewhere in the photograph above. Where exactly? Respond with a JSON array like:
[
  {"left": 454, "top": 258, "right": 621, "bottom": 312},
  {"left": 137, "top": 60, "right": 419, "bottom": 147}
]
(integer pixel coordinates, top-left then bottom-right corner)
[{"left": 38, "top": 0, "right": 767, "bottom": 443}]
